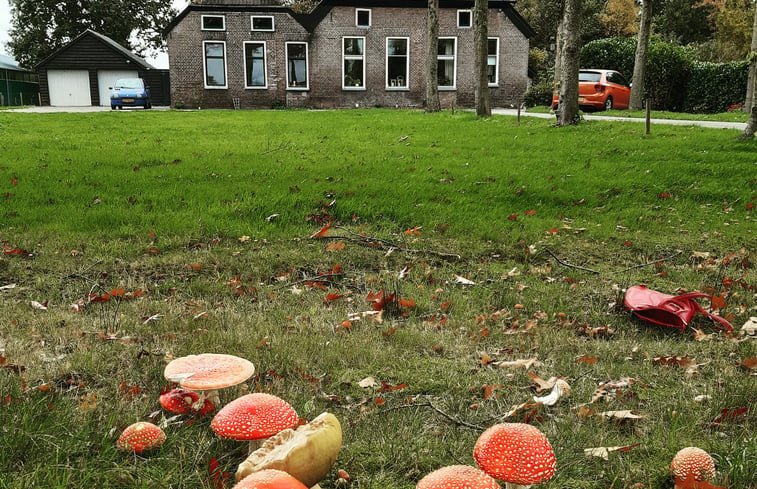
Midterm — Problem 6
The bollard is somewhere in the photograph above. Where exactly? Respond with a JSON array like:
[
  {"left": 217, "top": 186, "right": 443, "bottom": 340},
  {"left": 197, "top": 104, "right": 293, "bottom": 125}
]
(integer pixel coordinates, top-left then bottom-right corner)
[{"left": 645, "top": 100, "right": 651, "bottom": 135}]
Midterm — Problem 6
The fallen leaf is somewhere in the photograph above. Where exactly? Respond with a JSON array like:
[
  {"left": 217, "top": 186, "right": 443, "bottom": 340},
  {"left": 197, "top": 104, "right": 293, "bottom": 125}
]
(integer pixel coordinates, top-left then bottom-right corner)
[
  {"left": 741, "top": 317, "right": 757, "bottom": 336},
  {"left": 575, "top": 354, "right": 598, "bottom": 365},
  {"left": 599, "top": 410, "right": 646, "bottom": 421},
  {"left": 31, "top": 300, "right": 47, "bottom": 311},
  {"left": 527, "top": 373, "right": 561, "bottom": 392},
  {"left": 310, "top": 222, "right": 331, "bottom": 238},
  {"left": 493, "top": 358, "right": 541, "bottom": 370},
  {"left": 0, "top": 283, "right": 17, "bottom": 291},
  {"left": 358, "top": 377, "right": 377, "bottom": 388},
  {"left": 326, "top": 241, "right": 346, "bottom": 252},
  {"left": 533, "top": 379, "right": 571, "bottom": 406},
  {"left": 584, "top": 444, "right": 640, "bottom": 460},
  {"left": 238, "top": 235, "right": 251, "bottom": 242},
  {"left": 454, "top": 275, "right": 475, "bottom": 286}
]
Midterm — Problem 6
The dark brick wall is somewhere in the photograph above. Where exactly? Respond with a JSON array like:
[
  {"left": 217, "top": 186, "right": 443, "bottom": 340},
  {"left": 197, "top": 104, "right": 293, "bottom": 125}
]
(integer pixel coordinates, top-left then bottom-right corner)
[{"left": 167, "top": 5, "right": 528, "bottom": 109}]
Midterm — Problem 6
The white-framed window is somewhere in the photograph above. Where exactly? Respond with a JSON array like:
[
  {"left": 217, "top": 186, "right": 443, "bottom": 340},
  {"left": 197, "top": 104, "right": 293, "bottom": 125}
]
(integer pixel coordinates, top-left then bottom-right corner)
[
  {"left": 356, "top": 8, "right": 371, "bottom": 28},
  {"left": 457, "top": 10, "right": 472, "bottom": 28},
  {"left": 203, "top": 41, "right": 227, "bottom": 89},
  {"left": 244, "top": 41, "right": 267, "bottom": 88},
  {"left": 437, "top": 37, "right": 456, "bottom": 90},
  {"left": 286, "top": 42, "right": 309, "bottom": 90},
  {"left": 386, "top": 37, "right": 409, "bottom": 90},
  {"left": 342, "top": 37, "right": 365, "bottom": 90},
  {"left": 251, "top": 15, "right": 274, "bottom": 31},
  {"left": 488, "top": 38, "right": 499, "bottom": 86},
  {"left": 201, "top": 15, "right": 225, "bottom": 31}
]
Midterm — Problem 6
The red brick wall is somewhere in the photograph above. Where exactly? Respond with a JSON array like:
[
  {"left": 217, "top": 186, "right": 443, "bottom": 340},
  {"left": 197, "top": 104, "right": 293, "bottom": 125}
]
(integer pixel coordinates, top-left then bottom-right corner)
[{"left": 167, "top": 6, "right": 529, "bottom": 109}]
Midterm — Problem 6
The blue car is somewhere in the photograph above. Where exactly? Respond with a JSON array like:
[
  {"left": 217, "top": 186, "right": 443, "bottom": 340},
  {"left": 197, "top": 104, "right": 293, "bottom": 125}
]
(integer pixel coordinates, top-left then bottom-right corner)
[{"left": 110, "top": 78, "right": 152, "bottom": 109}]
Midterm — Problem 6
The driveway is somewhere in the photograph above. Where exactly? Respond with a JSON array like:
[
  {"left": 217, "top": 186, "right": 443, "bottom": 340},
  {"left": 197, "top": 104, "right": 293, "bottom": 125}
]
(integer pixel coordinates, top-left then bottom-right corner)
[
  {"left": 9, "top": 106, "right": 170, "bottom": 113},
  {"left": 492, "top": 108, "right": 747, "bottom": 131}
]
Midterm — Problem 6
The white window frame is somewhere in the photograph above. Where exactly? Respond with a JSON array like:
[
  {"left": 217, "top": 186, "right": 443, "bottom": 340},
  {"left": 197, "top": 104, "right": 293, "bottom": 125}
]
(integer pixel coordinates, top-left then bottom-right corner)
[
  {"left": 437, "top": 37, "right": 457, "bottom": 90},
  {"left": 457, "top": 10, "right": 472, "bottom": 28},
  {"left": 201, "top": 15, "right": 225, "bottom": 31},
  {"left": 356, "top": 8, "right": 371, "bottom": 28},
  {"left": 243, "top": 41, "right": 268, "bottom": 89},
  {"left": 488, "top": 37, "right": 499, "bottom": 87},
  {"left": 203, "top": 40, "right": 227, "bottom": 89},
  {"left": 385, "top": 37, "right": 409, "bottom": 91},
  {"left": 285, "top": 42, "right": 309, "bottom": 91},
  {"left": 342, "top": 36, "right": 366, "bottom": 91},
  {"left": 251, "top": 15, "right": 275, "bottom": 32}
]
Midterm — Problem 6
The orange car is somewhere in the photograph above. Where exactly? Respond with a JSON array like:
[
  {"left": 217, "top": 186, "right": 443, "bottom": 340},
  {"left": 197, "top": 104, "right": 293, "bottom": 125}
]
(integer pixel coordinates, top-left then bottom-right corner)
[{"left": 552, "top": 69, "right": 631, "bottom": 111}]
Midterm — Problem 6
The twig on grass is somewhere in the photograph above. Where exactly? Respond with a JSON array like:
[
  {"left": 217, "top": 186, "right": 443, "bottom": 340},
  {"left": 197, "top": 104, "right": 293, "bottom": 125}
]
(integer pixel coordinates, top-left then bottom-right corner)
[
  {"left": 541, "top": 248, "right": 600, "bottom": 274},
  {"left": 311, "top": 226, "right": 461, "bottom": 261},
  {"left": 379, "top": 400, "right": 486, "bottom": 431},
  {"left": 612, "top": 249, "right": 683, "bottom": 275}
]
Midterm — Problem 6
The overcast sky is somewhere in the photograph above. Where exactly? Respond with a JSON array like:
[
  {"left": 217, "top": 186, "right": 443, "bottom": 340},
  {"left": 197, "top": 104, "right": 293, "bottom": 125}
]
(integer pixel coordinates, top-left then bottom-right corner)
[{"left": 0, "top": 0, "right": 189, "bottom": 68}]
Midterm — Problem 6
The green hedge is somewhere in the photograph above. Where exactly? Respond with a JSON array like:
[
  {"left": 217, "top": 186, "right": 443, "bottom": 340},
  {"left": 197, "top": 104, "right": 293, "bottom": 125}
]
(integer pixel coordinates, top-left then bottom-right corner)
[
  {"left": 580, "top": 37, "right": 748, "bottom": 113},
  {"left": 683, "top": 61, "right": 748, "bottom": 113}
]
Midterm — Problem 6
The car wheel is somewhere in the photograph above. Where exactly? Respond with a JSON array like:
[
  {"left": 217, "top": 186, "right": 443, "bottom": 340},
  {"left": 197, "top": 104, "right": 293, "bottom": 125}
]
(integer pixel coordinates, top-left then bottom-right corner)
[
  {"left": 111, "top": 106, "right": 116, "bottom": 110},
  {"left": 604, "top": 96, "right": 614, "bottom": 111}
]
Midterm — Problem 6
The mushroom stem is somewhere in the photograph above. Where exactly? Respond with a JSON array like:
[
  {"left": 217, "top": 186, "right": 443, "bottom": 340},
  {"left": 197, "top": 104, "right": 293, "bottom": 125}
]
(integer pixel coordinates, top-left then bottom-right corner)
[
  {"left": 248, "top": 438, "right": 265, "bottom": 455},
  {"left": 310, "top": 485, "right": 322, "bottom": 489},
  {"left": 505, "top": 484, "right": 532, "bottom": 489}
]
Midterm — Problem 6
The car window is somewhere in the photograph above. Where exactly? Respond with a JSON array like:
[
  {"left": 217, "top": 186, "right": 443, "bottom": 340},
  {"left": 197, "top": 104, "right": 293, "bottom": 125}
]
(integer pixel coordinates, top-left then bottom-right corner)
[
  {"left": 578, "top": 72, "right": 601, "bottom": 82},
  {"left": 114, "top": 79, "right": 144, "bottom": 89},
  {"left": 608, "top": 72, "right": 629, "bottom": 87}
]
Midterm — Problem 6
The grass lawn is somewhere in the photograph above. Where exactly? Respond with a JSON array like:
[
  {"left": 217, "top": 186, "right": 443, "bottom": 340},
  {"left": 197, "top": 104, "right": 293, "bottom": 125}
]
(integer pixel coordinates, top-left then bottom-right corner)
[
  {"left": 0, "top": 109, "right": 755, "bottom": 489},
  {"left": 527, "top": 105, "right": 750, "bottom": 123}
]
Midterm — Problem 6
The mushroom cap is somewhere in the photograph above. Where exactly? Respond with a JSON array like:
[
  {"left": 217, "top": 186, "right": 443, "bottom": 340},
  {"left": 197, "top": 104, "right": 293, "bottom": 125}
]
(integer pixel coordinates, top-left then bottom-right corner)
[
  {"left": 670, "top": 447, "right": 716, "bottom": 482},
  {"left": 159, "top": 388, "right": 200, "bottom": 414},
  {"left": 212, "top": 393, "right": 298, "bottom": 441},
  {"left": 233, "top": 469, "right": 308, "bottom": 489},
  {"left": 117, "top": 421, "right": 166, "bottom": 453},
  {"left": 236, "top": 411, "right": 342, "bottom": 487},
  {"left": 417, "top": 465, "right": 500, "bottom": 489},
  {"left": 473, "top": 423, "right": 556, "bottom": 485},
  {"left": 159, "top": 388, "right": 215, "bottom": 415},
  {"left": 164, "top": 353, "right": 255, "bottom": 391}
]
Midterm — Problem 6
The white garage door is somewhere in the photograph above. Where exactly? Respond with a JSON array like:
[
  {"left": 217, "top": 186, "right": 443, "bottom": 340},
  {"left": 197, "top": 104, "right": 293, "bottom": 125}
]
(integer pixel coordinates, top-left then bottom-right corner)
[
  {"left": 47, "top": 70, "right": 92, "bottom": 106},
  {"left": 97, "top": 70, "right": 138, "bottom": 106}
]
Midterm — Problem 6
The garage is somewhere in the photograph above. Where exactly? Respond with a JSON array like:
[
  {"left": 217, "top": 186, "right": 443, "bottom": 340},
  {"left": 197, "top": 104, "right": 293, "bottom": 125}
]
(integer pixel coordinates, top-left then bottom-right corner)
[
  {"left": 97, "top": 70, "right": 138, "bottom": 106},
  {"left": 47, "top": 70, "right": 91, "bottom": 106},
  {"left": 36, "top": 29, "right": 170, "bottom": 107}
]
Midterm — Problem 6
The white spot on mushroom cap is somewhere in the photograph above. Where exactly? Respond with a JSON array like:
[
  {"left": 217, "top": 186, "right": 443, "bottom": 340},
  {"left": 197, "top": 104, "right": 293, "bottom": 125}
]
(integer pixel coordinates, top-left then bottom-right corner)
[{"left": 212, "top": 393, "right": 298, "bottom": 441}]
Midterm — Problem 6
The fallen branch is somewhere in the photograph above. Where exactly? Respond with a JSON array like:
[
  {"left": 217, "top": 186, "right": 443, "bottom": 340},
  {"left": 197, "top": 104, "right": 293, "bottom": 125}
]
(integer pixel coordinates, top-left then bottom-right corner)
[
  {"left": 613, "top": 250, "right": 683, "bottom": 275},
  {"left": 312, "top": 226, "right": 461, "bottom": 261},
  {"left": 541, "top": 248, "right": 600, "bottom": 274},
  {"left": 379, "top": 400, "right": 485, "bottom": 431}
]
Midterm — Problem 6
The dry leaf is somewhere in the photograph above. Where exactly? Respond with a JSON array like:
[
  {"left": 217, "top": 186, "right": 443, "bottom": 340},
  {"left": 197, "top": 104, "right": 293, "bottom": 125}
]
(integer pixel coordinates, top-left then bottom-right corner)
[
  {"left": 584, "top": 444, "right": 640, "bottom": 460},
  {"left": 238, "top": 235, "right": 251, "bottom": 242},
  {"left": 528, "top": 373, "right": 561, "bottom": 392},
  {"left": 741, "top": 317, "right": 757, "bottom": 336},
  {"left": 533, "top": 379, "right": 571, "bottom": 406},
  {"left": 265, "top": 214, "right": 279, "bottom": 222},
  {"left": 599, "top": 410, "right": 646, "bottom": 421},
  {"left": 454, "top": 275, "right": 475, "bottom": 286},
  {"left": 0, "top": 283, "right": 16, "bottom": 291},
  {"left": 30, "top": 300, "right": 47, "bottom": 311},
  {"left": 358, "top": 377, "right": 377, "bottom": 388},
  {"left": 326, "top": 241, "right": 346, "bottom": 252},
  {"left": 493, "top": 358, "right": 541, "bottom": 370}
]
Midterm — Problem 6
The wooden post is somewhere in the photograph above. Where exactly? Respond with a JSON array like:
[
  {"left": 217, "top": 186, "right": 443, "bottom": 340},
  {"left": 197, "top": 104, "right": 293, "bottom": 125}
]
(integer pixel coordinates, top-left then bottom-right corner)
[
  {"left": 645, "top": 100, "right": 651, "bottom": 135},
  {"left": 517, "top": 103, "right": 521, "bottom": 123}
]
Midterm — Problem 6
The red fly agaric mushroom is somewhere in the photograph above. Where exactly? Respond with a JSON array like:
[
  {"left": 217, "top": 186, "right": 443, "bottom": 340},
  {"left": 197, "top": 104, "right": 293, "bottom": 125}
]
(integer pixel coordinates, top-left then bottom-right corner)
[
  {"left": 159, "top": 388, "right": 215, "bottom": 416},
  {"left": 164, "top": 353, "right": 254, "bottom": 412},
  {"left": 117, "top": 421, "right": 166, "bottom": 453},
  {"left": 236, "top": 412, "right": 342, "bottom": 487},
  {"left": 670, "top": 447, "right": 716, "bottom": 488},
  {"left": 233, "top": 469, "right": 308, "bottom": 489},
  {"left": 417, "top": 465, "right": 500, "bottom": 489},
  {"left": 212, "top": 392, "right": 298, "bottom": 453},
  {"left": 473, "top": 423, "right": 556, "bottom": 489}
]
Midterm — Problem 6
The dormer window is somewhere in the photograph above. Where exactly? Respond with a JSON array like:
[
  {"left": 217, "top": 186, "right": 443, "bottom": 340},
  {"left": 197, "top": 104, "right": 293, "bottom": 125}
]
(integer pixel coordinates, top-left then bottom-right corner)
[
  {"left": 251, "top": 15, "right": 274, "bottom": 31},
  {"left": 201, "top": 15, "right": 225, "bottom": 31},
  {"left": 457, "top": 10, "right": 472, "bottom": 28},
  {"left": 356, "top": 9, "right": 371, "bottom": 28}
]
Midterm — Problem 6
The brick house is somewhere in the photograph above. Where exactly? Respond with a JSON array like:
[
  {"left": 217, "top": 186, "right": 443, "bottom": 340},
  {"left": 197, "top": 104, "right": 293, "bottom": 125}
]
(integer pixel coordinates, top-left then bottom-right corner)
[{"left": 165, "top": 0, "right": 533, "bottom": 109}]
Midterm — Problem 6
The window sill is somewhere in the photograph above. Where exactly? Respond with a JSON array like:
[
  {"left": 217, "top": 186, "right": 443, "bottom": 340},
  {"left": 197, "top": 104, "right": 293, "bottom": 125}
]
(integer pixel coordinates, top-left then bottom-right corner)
[
  {"left": 438, "top": 87, "right": 456, "bottom": 91},
  {"left": 287, "top": 87, "right": 309, "bottom": 91},
  {"left": 245, "top": 86, "right": 269, "bottom": 90},
  {"left": 488, "top": 84, "right": 499, "bottom": 88},
  {"left": 342, "top": 87, "right": 366, "bottom": 91},
  {"left": 385, "top": 87, "right": 409, "bottom": 91},
  {"left": 204, "top": 86, "right": 228, "bottom": 90}
]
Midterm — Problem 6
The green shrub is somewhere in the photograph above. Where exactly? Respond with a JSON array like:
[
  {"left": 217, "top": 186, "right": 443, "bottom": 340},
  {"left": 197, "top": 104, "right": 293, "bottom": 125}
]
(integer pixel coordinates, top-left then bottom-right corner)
[
  {"left": 524, "top": 78, "right": 555, "bottom": 107},
  {"left": 683, "top": 61, "right": 748, "bottom": 113},
  {"left": 645, "top": 41, "right": 689, "bottom": 111},
  {"left": 580, "top": 37, "right": 637, "bottom": 79}
]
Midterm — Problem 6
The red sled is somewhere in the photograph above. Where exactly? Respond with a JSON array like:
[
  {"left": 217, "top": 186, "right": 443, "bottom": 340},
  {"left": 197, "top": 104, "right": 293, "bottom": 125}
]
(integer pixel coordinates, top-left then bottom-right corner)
[{"left": 624, "top": 285, "right": 733, "bottom": 332}]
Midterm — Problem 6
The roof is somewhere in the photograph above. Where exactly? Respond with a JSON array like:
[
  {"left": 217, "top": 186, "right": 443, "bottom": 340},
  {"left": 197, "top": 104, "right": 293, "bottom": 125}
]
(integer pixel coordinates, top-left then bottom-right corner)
[
  {"left": 165, "top": 0, "right": 534, "bottom": 38},
  {"left": 36, "top": 29, "right": 156, "bottom": 70},
  {"left": 0, "top": 54, "right": 25, "bottom": 72}
]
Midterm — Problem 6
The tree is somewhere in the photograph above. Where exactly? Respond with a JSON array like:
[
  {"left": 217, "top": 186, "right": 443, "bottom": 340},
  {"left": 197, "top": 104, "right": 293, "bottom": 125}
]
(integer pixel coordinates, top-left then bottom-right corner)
[
  {"left": 714, "top": 0, "right": 753, "bottom": 61},
  {"left": 629, "top": 0, "right": 652, "bottom": 110},
  {"left": 473, "top": 0, "right": 491, "bottom": 116},
  {"left": 654, "top": 0, "right": 715, "bottom": 45},
  {"left": 8, "top": 0, "right": 177, "bottom": 69},
  {"left": 557, "top": 0, "right": 582, "bottom": 125},
  {"left": 742, "top": 2, "right": 757, "bottom": 139},
  {"left": 425, "top": 0, "right": 441, "bottom": 113},
  {"left": 599, "top": 0, "right": 638, "bottom": 37}
]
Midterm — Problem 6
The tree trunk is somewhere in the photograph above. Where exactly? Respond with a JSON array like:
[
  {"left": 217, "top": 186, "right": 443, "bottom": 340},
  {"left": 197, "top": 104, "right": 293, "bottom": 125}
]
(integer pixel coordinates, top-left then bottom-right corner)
[
  {"left": 741, "top": 4, "right": 757, "bottom": 139},
  {"left": 553, "top": 14, "right": 564, "bottom": 89},
  {"left": 557, "top": 0, "right": 582, "bottom": 126},
  {"left": 425, "top": 0, "right": 441, "bottom": 113},
  {"left": 629, "top": 0, "right": 651, "bottom": 110},
  {"left": 474, "top": 0, "right": 491, "bottom": 117},
  {"left": 744, "top": 2, "right": 757, "bottom": 114}
]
